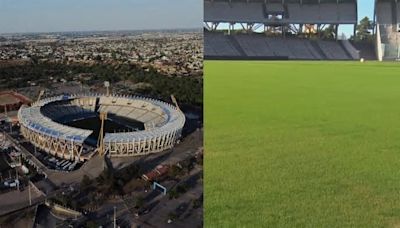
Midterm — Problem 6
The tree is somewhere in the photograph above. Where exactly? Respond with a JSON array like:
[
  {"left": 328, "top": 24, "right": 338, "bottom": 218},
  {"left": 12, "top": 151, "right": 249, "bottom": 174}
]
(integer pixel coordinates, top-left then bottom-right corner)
[
  {"left": 84, "top": 220, "right": 99, "bottom": 228},
  {"left": 135, "top": 196, "right": 144, "bottom": 209},
  {"left": 321, "top": 25, "right": 336, "bottom": 40},
  {"left": 80, "top": 175, "right": 93, "bottom": 191},
  {"left": 111, "top": 51, "right": 117, "bottom": 60},
  {"left": 353, "top": 17, "right": 374, "bottom": 42}
]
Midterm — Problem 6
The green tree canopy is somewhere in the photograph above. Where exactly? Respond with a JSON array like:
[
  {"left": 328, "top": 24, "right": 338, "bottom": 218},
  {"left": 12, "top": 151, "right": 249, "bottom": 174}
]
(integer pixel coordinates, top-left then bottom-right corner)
[
  {"left": 353, "top": 16, "right": 374, "bottom": 42},
  {"left": 321, "top": 25, "right": 336, "bottom": 40}
]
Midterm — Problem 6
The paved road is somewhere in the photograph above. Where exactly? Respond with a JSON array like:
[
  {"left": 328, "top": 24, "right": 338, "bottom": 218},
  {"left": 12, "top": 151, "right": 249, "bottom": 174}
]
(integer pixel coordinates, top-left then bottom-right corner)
[
  {"left": 0, "top": 186, "right": 44, "bottom": 216},
  {"left": 0, "top": 127, "right": 203, "bottom": 226},
  {"left": 130, "top": 167, "right": 203, "bottom": 228}
]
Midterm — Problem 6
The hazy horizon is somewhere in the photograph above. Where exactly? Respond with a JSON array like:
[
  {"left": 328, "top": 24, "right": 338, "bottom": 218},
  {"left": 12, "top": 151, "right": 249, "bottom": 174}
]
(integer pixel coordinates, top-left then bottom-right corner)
[
  {"left": 0, "top": 27, "right": 202, "bottom": 36},
  {"left": 0, "top": 0, "right": 203, "bottom": 34}
]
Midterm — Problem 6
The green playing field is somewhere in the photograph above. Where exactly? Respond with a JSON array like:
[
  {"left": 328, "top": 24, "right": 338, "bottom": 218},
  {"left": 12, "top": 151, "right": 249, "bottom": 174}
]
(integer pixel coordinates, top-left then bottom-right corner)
[{"left": 205, "top": 61, "right": 400, "bottom": 227}]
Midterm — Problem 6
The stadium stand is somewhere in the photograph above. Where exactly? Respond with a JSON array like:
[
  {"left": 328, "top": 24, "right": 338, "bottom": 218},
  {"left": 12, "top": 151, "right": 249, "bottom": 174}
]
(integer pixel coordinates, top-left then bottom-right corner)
[
  {"left": 204, "top": 0, "right": 360, "bottom": 60},
  {"left": 316, "top": 40, "right": 351, "bottom": 60},
  {"left": 18, "top": 94, "right": 185, "bottom": 161},
  {"left": 204, "top": 32, "right": 241, "bottom": 56},
  {"left": 350, "top": 41, "right": 376, "bottom": 60},
  {"left": 204, "top": 31, "right": 358, "bottom": 60}
]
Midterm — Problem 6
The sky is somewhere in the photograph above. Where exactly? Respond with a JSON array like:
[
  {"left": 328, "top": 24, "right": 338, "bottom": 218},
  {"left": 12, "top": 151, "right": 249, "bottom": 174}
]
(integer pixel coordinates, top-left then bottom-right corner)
[
  {"left": 358, "top": 0, "right": 375, "bottom": 20},
  {"left": 0, "top": 0, "right": 375, "bottom": 35},
  {"left": 0, "top": 0, "right": 203, "bottom": 34},
  {"left": 339, "top": 0, "right": 375, "bottom": 37}
]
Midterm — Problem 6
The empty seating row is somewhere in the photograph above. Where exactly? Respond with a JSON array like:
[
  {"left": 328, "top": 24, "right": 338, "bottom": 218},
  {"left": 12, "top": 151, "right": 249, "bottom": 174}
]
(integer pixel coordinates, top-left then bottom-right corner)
[
  {"left": 204, "top": 32, "right": 356, "bottom": 60},
  {"left": 204, "top": 32, "right": 241, "bottom": 56}
]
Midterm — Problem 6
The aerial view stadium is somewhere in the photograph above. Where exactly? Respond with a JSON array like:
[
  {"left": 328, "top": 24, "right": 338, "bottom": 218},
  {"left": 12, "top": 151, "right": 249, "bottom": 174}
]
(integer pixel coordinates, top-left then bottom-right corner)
[
  {"left": 0, "top": 0, "right": 203, "bottom": 227},
  {"left": 205, "top": 0, "right": 400, "bottom": 227},
  {"left": 18, "top": 93, "right": 185, "bottom": 162}
]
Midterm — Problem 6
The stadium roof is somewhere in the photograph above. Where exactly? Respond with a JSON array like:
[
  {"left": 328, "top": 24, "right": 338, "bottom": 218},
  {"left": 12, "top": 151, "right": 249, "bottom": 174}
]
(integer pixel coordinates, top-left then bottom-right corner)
[
  {"left": 103, "top": 97, "right": 185, "bottom": 143},
  {"left": 18, "top": 95, "right": 93, "bottom": 144},
  {"left": 210, "top": 0, "right": 356, "bottom": 2},
  {"left": 19, "top": 94, "right": 185, "bottom": 144},
  {"left": 18, "top": 106, "right": 92, "bottom": 143},
  {"left": 204, "top": 0, "right": 358, "bottom": 24}
]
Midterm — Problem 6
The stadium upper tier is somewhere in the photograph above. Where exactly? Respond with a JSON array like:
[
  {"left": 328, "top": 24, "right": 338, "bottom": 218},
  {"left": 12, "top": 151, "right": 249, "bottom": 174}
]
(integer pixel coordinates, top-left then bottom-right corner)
[
  {"left": 204, "top": 0, "right": 357, "bottom": 24},
  {"left": 375, "top": 0, "right": 400, "bottom": 60},
  {"left": 204, "top": 32, "right": 359, "bottom": 60},
  {"left": 18, "top": 94, "right": 185, "bottom": 161},
  {"left": 376, "top": 0, "right": 400, "bottom": 25}
]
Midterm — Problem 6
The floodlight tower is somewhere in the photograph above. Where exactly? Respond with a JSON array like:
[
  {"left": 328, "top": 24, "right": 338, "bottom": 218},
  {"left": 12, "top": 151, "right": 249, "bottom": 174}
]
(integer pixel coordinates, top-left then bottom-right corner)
[
  {"left": 170, "top": 94, "right": 181, "bottom": 110},
  {"left": 97, "top": 112, "right": 107, "bottom": 156},
  {"left": 37, "top": 90, "right": 45, "bottom": 102},
  {"left": 104, "top": 81, "right": 110, "bottom": 97}
]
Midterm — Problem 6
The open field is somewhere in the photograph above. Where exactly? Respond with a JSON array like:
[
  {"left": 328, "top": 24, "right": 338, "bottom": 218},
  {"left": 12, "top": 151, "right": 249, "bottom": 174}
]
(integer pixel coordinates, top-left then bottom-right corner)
[
  {"left": 0, "top": 93, "right": 19, "bottom": 105},
  {"left": 205, "top": 61, "right": 400, "bottom": 227}
]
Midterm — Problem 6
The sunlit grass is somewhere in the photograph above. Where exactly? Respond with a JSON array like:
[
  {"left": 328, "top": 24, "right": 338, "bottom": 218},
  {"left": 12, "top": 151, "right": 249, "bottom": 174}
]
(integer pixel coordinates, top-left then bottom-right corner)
[{"left": 205, "top": 61, "right": 400, "bottom": 227}]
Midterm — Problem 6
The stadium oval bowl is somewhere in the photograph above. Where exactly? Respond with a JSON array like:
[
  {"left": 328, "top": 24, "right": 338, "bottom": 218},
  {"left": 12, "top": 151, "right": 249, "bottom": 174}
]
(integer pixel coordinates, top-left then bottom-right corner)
[{"left": 18, "top": 94, "right": 185, "bottom": 161}]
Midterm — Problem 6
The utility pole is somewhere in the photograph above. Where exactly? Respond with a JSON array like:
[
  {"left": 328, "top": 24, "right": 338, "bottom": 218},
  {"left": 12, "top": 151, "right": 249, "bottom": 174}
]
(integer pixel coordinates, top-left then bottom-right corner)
[
  {"left": 28, "top": 183, "right": 32, "bottom": 206},
  {"left": 16, "top": 169, "right": 19, "bottom": 191},
  {"left": 113, "top": 206, "right": 117, "bottom": 228}
]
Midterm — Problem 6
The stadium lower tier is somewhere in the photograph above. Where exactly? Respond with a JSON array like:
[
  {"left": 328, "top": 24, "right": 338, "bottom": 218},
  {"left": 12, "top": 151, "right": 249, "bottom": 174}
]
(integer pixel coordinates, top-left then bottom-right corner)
[{"left": 204, "top": 32, "right": 360, "bottom": 60}]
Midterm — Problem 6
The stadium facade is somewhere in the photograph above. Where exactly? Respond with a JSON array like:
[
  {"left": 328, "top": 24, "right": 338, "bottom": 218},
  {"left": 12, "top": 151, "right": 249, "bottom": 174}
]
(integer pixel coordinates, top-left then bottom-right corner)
[
  {"left": 204, "top": 0, "right": 357, "bottom": 34},
  {"left": 204, "top": 0, "right": 400, "bottom": 61},
  {"left": 18, "top": 94, "right": 185, "bottom": 162}
]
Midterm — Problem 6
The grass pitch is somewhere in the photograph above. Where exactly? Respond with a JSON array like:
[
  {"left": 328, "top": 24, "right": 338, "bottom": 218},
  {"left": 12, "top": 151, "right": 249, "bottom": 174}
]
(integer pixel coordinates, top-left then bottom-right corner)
[
  {"left": 205, "top": 61, "right": 400, "bottom": 227},
  {"left": 0, "top": 93, "right": 19, "bottom": 105}
]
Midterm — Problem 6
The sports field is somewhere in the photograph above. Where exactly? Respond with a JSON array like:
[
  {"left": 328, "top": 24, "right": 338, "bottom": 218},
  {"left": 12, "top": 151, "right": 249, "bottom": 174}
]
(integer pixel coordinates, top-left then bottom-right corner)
[
  {"left": 205, "top": 61, "right": 400, "bottom": 227},
  {"left": 0, "top": 93, "right": 19, "bottom": 105}
]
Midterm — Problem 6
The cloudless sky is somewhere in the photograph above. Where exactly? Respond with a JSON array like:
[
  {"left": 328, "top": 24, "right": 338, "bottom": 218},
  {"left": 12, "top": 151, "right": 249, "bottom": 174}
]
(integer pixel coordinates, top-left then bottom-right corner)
[
  {"left": 0, "top": 0, "right": 375, "bottom": 35},
  {"left": 358, "top": 0, "right": 375, "bottom": 20},
  {"left": 339, "top": 0, "right": 375, "bottom": 37},
  {"left": 0, "top": 0, "right": 203, "bottom": 34}
]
